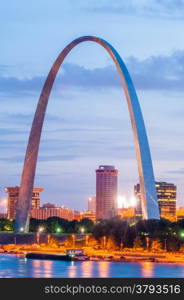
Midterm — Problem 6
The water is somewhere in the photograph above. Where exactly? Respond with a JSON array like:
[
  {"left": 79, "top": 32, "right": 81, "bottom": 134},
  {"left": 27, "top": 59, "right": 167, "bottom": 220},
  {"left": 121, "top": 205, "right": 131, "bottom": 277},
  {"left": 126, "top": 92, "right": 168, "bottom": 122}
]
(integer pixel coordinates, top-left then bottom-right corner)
[{"left": 1, "top": 254, "right": 184, "bottom": 277}]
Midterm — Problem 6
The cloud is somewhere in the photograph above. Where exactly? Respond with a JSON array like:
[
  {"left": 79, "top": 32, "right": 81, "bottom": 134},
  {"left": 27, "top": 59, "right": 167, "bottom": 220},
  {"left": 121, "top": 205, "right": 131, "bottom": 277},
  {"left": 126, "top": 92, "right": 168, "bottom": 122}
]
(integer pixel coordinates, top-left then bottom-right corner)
[
  {"left": 86, "top": 0, "right": 184, "bottom": 19},
  {"left": 127, "top": 50, "right": 184, "bottom": 91},
  {"left": 0, "top": 112, "right": 65, "bottom": 126},
  {"left": 1, "top": 49, "right": 184, "bottom": 95},
  {"left": 0, "top": 64, "right": 120, "bottom": 96},
  {"left": 0, "top": 76, "right": 45, "bottom": 96},
  {"left": 167, "top": 168, "right": 184, "bottom": 174},
  {"left": 0, "top": 154, "right": 81, "bottom": 163}
]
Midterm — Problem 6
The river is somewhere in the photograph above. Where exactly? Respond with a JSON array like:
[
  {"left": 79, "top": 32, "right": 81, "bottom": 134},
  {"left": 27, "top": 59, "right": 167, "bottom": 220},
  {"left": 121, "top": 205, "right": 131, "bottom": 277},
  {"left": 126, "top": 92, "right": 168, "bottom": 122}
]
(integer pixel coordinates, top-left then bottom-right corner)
[{"left": 0, "top": 254, "right": 184, "bottom": 277}]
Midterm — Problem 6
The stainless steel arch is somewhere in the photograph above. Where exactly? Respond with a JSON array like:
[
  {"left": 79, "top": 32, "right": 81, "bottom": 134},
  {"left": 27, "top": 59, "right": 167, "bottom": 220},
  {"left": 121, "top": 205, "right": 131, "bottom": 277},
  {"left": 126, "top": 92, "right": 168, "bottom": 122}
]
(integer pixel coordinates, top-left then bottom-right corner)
[{"left": 15, "top": 36, "right": 160, "bottom": 232}]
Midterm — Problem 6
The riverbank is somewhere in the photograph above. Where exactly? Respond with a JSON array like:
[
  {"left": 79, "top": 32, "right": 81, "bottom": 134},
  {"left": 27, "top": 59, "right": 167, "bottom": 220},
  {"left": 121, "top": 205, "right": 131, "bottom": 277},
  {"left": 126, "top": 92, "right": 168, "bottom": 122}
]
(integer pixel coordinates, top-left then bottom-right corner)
[{"left": 1, "top": 244, "right": 184, "bottom": 263}]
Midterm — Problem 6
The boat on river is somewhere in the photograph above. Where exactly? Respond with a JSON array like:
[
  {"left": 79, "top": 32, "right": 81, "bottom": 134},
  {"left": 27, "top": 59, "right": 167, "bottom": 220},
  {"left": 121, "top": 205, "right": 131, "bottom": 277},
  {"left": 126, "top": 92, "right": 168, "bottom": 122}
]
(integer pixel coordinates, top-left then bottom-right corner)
[{"left": 26, "top": 249, "right": 89, "bottom": 261}]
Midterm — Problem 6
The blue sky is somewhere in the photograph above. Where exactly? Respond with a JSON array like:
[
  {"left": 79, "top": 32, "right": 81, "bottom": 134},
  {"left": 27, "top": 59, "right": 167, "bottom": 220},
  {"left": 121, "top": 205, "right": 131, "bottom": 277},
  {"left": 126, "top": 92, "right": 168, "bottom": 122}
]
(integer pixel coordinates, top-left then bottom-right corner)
[{"left": 1, "top": 0, "right": 184, "bottom": 211}]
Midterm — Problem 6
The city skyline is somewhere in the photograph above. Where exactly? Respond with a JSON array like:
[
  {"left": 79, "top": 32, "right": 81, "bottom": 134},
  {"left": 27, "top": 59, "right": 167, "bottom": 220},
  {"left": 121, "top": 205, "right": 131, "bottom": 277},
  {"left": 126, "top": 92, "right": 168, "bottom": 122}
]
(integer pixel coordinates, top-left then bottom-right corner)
[
  {"left": 1, "top": 0, "right": 184, "bottom": 211},
  {"left": 3, "top": 177, "right": 179, "bottom": 223}
]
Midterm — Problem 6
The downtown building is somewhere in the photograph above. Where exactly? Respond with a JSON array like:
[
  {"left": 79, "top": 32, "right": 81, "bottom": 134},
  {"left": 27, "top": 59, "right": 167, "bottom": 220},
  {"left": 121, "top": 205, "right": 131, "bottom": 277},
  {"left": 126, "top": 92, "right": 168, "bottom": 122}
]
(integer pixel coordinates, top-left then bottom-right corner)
[
  {"left": 176, "top": 207, "right": 184, "bottom": 221},
  {"left": 96, "top": 165, "right": 118, "bottom": 220},
  {"left": 117, "top": 207, "right": 136, "bottom": 220},
  {"left": 88, "top": 196, "right": 96, "bottom": 213},
  {"left": 134, "top": 181, "right": 177, "bottom": 222},
  {"left": 5, "top": 186, "right": 44, "bottom": 220},
  {"left": 0, "top": 212, "right": 7, "bottom": 219},
  {"left": 79, "top": 210, "right": 96, "bottom": 223},
  {"left": 31, "top": 203, "right": 75, "bottom": 221}
]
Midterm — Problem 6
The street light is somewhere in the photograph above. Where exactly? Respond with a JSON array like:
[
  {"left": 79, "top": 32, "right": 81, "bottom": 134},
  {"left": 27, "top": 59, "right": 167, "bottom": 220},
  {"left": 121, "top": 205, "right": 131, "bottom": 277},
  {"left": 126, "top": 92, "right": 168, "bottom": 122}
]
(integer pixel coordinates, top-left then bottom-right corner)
[
  {"left": 80, "top": 227, "right": 85, "bottom": 234},
  {"left": 38, "top": 226, "right": 44, "bottom": 233},
  {"left": 56, "top": 227, "right": 62, "bottom": 234},
  {"left": 120, "top": 238, "right": 123, "bottom": 251},
  {"left": 36, "top": 226, "right": 45, "bottom": 244},
  {"left": 72, "top": 234, "right": 76, "bottom": 248},
  {"left": 85, "top": 235, "right": 89, "bottom": 246},
  {"left": 47, "top": 234, "right": 51, "bottom": 245},
  {"left": 103, "top": 236, "right": 106, "bottom": 249},
  {"left": 180, "top": 231, "right": 184, "bottom": 238}
]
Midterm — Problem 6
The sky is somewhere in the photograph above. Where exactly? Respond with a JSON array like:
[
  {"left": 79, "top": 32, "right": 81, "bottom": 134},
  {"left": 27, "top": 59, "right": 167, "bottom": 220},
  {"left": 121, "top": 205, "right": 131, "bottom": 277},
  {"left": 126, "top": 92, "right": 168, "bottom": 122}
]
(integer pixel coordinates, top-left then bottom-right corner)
[{"left": 1, "top": 0, "right": 184, "bottom": 211}]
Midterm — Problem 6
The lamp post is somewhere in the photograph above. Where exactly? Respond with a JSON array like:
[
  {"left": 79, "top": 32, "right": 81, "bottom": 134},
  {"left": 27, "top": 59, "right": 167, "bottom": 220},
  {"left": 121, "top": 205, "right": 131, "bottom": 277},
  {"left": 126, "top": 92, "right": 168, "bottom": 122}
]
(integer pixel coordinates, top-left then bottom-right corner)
[
  {"left": 120, "top": 238, "right": 123, "bottom": 251},
  {"left": 80, "top": 227, "right": 85, "bottom": 235},
  {"left": 72, "top": 234, "right": 76, "bottom": 248},
  {"left": 180, "top": 231, "right": 184, "bottom": 238},
  {"left": 85, "top": 235, "right": 89, "bottom": 246},
  {"left": 56, "top": 227, "right": 62, "bottom": 234},
  {"left": 145, "top": 233, "right": 150, "bottom": 250},
  {"left": 47, "top": 234, "right": 51, "bottom": 245},
  {"left": 80, "top": 227, "right": 85, "bottom": 245},
  {"left": 36, "top": 226, "right": 44, "bottom": 244},
  {"left": 103, "top": 236, "right": 106, "bottom": 249}
]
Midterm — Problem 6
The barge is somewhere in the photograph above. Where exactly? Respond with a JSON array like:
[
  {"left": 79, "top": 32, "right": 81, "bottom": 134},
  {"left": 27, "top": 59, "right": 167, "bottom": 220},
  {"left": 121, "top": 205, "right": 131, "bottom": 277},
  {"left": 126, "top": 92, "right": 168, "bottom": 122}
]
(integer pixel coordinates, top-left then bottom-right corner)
[{"left": 26, "top": 249, "right": 88, "bottom": 261}]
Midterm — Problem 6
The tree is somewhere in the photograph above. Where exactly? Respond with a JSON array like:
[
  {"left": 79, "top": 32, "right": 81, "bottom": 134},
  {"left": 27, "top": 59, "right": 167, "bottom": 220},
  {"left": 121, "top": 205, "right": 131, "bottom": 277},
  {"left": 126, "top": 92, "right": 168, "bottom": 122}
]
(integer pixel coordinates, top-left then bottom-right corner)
[
  {"left": 78, "top": 218, "right": 94, "bottom": 233},
  {"left": 0, "top": 218, "right": 13, "bottom": 231},
  {"left": 133, "top": 236, "right": 144, "bottom": 249},
  {"left": 46, "top": 217, "right": 63, "bottom": 233}
]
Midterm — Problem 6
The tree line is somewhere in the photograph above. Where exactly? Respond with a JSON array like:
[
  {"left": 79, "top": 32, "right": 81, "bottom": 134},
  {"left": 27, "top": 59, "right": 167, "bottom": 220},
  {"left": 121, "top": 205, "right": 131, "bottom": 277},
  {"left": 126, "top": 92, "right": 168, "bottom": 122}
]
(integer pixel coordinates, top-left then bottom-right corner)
[{"left": 1, "top": 216, "right": 184, "bottom": 251}]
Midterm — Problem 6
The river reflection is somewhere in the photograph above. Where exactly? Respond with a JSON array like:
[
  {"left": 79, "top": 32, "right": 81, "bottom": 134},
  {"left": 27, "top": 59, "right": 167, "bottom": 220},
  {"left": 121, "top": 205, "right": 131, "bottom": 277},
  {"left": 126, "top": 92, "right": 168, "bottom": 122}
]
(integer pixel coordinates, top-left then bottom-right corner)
[
  {"left": 140, "top": 262, "right": 154, "bottom": 277},
  {"left": 98, "top": 261, "right": 110, "bottom": 277},
  {"left": 32, "top": 259, "right": 54, "bottom": 277},
  {"left": 1, "top": 254, "right": 184, "bottom": 278}
]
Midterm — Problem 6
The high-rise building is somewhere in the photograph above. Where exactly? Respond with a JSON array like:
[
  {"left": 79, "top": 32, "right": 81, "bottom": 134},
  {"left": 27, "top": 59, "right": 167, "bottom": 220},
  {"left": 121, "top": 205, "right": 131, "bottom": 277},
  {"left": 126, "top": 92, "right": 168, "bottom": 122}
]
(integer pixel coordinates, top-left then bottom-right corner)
[
  {"left": 88, "top": 196, "right": 96, "bottom": 213},
  {"left": 156, "top": 182, "right": 176, "bottom": 222},
  {"left": 96, "top": 165, "right": 118, "bottom": 219},
  {"left": 4, "top": 186, "right": 44, "bottom": 220},
  {"left": 134, "top": 182, "right": 177, "bottom": 222}
]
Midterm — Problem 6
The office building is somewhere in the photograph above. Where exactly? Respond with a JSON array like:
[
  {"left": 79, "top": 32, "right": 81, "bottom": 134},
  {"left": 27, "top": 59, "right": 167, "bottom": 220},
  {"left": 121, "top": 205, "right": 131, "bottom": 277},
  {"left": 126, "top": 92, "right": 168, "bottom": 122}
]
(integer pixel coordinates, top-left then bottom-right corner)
[
  {"left": 96, "top": 165, "right": 118, "bottom": 219},
  {"left": 79, "top": 210, "right": 96, "bottom": 223},
  {"left": 31, "top": 205, "right": 75, "bottom": 221},
  {"left": 134, "top": 182, "right": 177, "bottom": 221},
  {"left": 5, "top": 186, "right": 43, "bottom": 220},
  {"left": 88, "top": 196, "right": 96, "bottom": 213}
]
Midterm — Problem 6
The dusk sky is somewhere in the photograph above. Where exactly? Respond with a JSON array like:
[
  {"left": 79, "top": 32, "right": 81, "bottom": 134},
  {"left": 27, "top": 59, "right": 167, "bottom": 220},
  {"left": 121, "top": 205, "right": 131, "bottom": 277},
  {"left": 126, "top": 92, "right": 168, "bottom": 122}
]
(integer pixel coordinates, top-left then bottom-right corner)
[{"left": 1, "top": 0, "right": 184, "bottom": 212}]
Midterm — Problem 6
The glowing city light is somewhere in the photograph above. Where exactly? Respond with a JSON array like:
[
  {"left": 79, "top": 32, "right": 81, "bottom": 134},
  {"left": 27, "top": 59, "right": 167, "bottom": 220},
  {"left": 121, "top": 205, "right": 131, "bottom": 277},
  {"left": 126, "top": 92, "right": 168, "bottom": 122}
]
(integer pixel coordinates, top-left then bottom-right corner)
[
  {"left": 38, "top": 226, "right": 44, "bottom": 233},
  {"left": 56, "top": 227, "right": 62, "bottom": 233},
  {"left": 117, "top": 195, "right": 127, "bottom": 208},
  {"left": 117, "top": 195, "right": 137, "bottom": 208},
  {"left": 130, "top": 195, "right": 137, "bottom": 207},
  {"left": 180, "top": 231, "right": 184, "bottom": 238},
  {"left": 0, "top": 198, "right": 8, "bottom": 212},
  {"left": 80, "top": 227, "right": 85, "bottom": 234}
]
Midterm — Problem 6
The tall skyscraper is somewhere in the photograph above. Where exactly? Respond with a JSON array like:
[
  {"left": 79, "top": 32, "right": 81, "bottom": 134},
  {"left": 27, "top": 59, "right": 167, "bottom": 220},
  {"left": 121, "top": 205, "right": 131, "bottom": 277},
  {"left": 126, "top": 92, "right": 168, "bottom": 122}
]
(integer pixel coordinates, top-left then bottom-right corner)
[
  {"left": 96, "top": 165, "right": 118, "bottom": 219},
  {"left": 134, "top": 181, "right": 177, "bottom": 221},
  {"left": 88, "top": 196, "right": 96, "bottom": 213},
  {"left": 4, "top": 186, "right": 43, "bottom": 220}
]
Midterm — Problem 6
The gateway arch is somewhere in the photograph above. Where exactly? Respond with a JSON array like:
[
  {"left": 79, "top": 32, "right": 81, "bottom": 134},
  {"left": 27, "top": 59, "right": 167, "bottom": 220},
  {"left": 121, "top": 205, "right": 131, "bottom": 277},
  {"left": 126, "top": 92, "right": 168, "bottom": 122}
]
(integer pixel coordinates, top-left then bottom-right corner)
[{"left": 15, "top": 36, "right": 160, "bottom": 233}]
